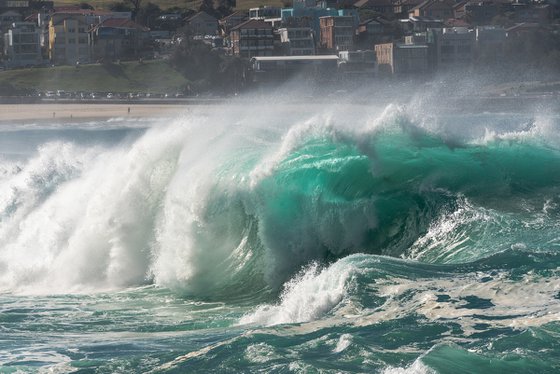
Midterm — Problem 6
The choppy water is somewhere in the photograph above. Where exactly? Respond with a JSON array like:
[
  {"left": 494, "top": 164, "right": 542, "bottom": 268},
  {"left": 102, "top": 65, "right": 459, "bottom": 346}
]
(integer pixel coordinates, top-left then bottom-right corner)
[{"left": 1, "top": 99, "right": 560, "bottom": 373}]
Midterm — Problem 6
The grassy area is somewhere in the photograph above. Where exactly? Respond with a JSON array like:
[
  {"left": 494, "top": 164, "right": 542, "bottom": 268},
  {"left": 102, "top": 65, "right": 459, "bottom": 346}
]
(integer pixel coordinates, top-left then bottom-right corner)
[
  {"left": 53, "top": 0, "right": 286, "bottom": 11},
  {"left": 54, "top": 0, "right": 196, "bottom": 11},
  {"left": 0, "top": 60, "right": 189, "bottom": 93}
]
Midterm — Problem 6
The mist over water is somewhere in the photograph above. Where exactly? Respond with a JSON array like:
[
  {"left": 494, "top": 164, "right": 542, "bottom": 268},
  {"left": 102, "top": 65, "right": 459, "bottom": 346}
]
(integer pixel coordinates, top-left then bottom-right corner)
[{"left": 2, "top": 88, "right": 560, "bottom": 373}]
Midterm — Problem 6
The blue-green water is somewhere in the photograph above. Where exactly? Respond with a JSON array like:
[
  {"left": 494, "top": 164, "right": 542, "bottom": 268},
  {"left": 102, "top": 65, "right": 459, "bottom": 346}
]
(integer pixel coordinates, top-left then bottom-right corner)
[{"left": 1, "top": 103, "right": 560, "bottom": 373}]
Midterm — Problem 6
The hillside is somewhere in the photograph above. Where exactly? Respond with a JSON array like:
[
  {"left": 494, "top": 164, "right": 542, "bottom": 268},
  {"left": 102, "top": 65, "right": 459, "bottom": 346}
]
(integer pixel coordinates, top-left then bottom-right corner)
[
  {"left": 0, "top": 60, "right": 189, "bottom": 94},
  {"left": 52, "top": 0, "right": 286, "bottom": 11}
]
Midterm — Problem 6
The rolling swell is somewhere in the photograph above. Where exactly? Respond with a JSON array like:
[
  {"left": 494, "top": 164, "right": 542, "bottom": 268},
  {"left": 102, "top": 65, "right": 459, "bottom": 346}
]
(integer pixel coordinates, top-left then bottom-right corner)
[{"left": 0, "top": 106, "right": 559, "bottom": 299}]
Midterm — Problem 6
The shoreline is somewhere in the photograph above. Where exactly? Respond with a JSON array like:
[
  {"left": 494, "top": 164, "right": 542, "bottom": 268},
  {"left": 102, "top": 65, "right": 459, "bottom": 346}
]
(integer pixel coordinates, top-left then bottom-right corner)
[
  {"left": 0, "top": 94, "right": 558, "bottom": 123},
  {"left": 0, "top": 103, "right": 191, "bottom": 122}
]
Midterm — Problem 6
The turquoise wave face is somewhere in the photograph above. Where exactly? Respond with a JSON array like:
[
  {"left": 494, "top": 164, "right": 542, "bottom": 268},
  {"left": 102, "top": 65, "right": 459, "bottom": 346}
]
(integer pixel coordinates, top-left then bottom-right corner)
[{"left": 192, "top": 121, "right": 560, "bottom": 294}]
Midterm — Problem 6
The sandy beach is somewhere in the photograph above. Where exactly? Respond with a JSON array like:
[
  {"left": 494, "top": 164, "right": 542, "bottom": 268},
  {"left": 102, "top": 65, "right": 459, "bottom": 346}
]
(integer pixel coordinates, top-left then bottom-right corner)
[{"left": 0, "top": 103, "right": 191, "bottom": 122}]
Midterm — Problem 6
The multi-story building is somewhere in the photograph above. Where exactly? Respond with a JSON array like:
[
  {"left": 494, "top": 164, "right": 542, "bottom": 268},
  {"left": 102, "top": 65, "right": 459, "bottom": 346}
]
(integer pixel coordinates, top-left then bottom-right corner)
[
  {"left": 475, "top": 26, "right": 506, "bottom": 64},
  {"left": 338, "top": 50, "right": 377, "bottom": 78},
  {"left": 409, "top": 0, "right": 455, "bottom": 19},
  {"left": 219, "top": 10, "right": 247, "bottom": 37},
  {"left": 230, "top": 19, "right": 274, "bottom": 58},
  {"left": 427, "top": 27, "right": 475, "bottom": 70},
  {"left": 319, "top": 16, "right": 354, "bottom": 52},
  {"left": 250, "top": 55, "right": 339, "bottom": 83},
  {"left": 90, "top": 18, "right": 150, "bottom": 61},
  {"left": 184, "top": 11, "right": 218, "bottom": 37},
  {"left": 3, "top": 21, "right": 43, "bottom": 67},
  {"left": 48, "top": 12, "right": 92, "bottom": 64},
  {"left": 375, "top": 42, "right": 429, "bottom": 75},
  {"left": 249, "top": 6, "right": 281, "bottom": 20},
  {"left": 0, "top": 0, "right": 31, "bottom": 13},
  {"left": 0, "top": 10, "right": 20, "bottom": 30},
  {"left": 281, "top": 0, "right": 359, "bottom": 41},
  {"left": 356, "top": 17, "right": 394, "bottom": 48},
  {"left": 278, "top": 27, "right": 315, "bottom": 55},
  {"left": 353, "top": 0, "right": 395, "bottom": 18}
]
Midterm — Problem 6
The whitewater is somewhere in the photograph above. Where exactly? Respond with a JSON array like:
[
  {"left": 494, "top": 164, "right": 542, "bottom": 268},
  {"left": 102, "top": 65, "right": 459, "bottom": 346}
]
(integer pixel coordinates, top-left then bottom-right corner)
[{"left": 1, "top": 94, "right": 560, "bottom": 373}]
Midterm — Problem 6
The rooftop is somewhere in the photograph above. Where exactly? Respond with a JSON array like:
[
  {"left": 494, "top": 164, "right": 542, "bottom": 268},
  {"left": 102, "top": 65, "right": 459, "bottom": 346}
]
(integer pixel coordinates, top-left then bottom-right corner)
[{"left": 251, "top": 55, "right": 340, "bottom": 61}]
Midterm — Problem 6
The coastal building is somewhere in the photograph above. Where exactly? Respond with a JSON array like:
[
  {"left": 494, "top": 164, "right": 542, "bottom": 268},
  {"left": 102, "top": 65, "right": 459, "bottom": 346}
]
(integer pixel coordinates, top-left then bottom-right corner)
[
  {"left": 230, "top": 19, "right": 274, "bottom": 58},
  {"left": 408, "top": 0, "right": 455, "bottom": 19},
  {"left": 90, "top": 18, "right": 150, "bottom": 61},
  {"left": 0, "top": 10, "right": 21, "bottom": 31},
  {"left": 428, "top": 27, "right": 475, "bottom": 70},
  {"left": 338, "top": 50, "right": 377, "bottom": 78},
  {"left": 404, "top": 16, "right": 444, "bottom": 33},
  {"left": 278, "top": 27, "right": 315, "bottom": 56},
  {"left": 249, "top": 7, "right": 281, "bottom": 20},
  {"left": 281, "top": 0, "right": 358, "bottom": 41},
  {"left": 375, "top": 42, "right": 429, "bottom": 76},
  {"left": 394, "top": 0, "right": 424, "bottom": 17},
  {"left": 353, "top": 0, "right": 395, "bottom": 18},
  {"left": 218, "top": 10, "right": 247, "bottom": 37},
  {"left": 250, "top": 55, "right": 339, "bottom": 83},
  {"left": 319, "top": 16, "right": 355, "bottom": 53},
  {"left": 0, "top": 0, "right": 30, "bottom": 13},
  {"left": 184, "top": 11, "right": 218, "bottom": 37},
  {"left": 512, "top": 3, "right": 552, "bottom": 23},
  {"left": 463, "top": 0, "right": 508, "bottom": 24},
  {"left": 475, "top": 26, "right": 506, "bottom": 64},
  {"left": 356, "top": 18, "right": 393, "bottom": 48},
  {"left": 3, "top": 21, "right": 43, "bottom": 67},
  {"left": 48, "top": 12, "right": 92, "bottom": 65}
]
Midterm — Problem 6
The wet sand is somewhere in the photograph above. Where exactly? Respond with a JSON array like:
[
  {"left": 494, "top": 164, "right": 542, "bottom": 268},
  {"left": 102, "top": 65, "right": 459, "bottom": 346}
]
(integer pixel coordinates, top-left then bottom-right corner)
[{"left": 0, "top": 104, "right": 190, "bottom": 122}]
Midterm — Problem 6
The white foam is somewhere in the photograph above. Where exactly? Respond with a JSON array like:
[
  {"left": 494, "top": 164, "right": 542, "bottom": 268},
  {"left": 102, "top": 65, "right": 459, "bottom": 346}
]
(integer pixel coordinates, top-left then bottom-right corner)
[
  {"left": 0, "top": 122, "right": 188, "bottom": 293},
  {"left": 382, "top": 359, "right": 435, "bottom": 374},
  {"left": 332, "top": 333, "right": 352, "bottom": 353},
  {"left": 239, "top": 261, "right": 355, "bottom": 326}
]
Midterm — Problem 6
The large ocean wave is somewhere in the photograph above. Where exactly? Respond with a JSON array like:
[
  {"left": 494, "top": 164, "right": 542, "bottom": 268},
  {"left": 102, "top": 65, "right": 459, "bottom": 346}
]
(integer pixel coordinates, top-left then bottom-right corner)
[{"left": 0, "top": 103, "right": 559, "bottom": 300}]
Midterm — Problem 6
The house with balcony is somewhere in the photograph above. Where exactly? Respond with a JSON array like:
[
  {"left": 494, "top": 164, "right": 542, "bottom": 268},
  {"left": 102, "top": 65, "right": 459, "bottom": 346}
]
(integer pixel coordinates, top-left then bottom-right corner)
[
  {"left": 90, "top": 18, "right": 150, "bottom": 61},
  {"left": 409, "top": 0, "right": 455, "bottom": 19},
  {"left": 0, "top": 10, "right": 21, "bottom": 30},
  {"left": 279, "top": 27, "right": 315, "bottom": 55},
  {"left": 319, "top": 16, "right": 355, "bottom": 53},
  {"left": 338, "top": 50, "right": 377, "bottom": 78},
  {"left": 356, "top": 17, "right": 393, "bottom": 48},
  {"left": 250, "top": 55, "right": 339, "bottom": 84},
  {"left": 375, "top": 42, "right": 429, "bottom": 76},
  {"left": 475, "top": 26, "right": 505, "bottom": 64},
  {"left": 219, "top": 10, "right": 247, "bottom": 37},
  {"left": 3, "top": 21, "right": 43, "bottom": 67},
  {"left": 427, "top": 27, "right": 475, "bottom": 71},
  {"left": 353, "top": 0, "right": 396, "bottom": 18},
  {"left": 249, "top": 6, "right": 281, "bottom": 20},
  {"left": 48, "top": 12, "right": 92, "bottom": 65},
  {"left": 230, "top": 19, "right": 274, "bottom": 58},
  {"left": 184, "top": 11, "right": 217, "bottom": 37}
]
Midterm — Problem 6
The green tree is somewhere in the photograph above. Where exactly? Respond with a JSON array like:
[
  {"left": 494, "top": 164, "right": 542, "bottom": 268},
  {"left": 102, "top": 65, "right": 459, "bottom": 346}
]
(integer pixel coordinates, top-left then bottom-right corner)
[
  {"left": 136, "top": 2, "right": 162, "bottom": 27},
  {"left": 109, "top": 2, "right": 133, "bottom": 12}
]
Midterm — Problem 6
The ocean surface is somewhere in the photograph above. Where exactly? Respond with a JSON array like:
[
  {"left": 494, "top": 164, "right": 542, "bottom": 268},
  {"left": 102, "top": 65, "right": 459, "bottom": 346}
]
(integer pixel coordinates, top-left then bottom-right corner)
[{"left": 1, "top": 99, "right": 560, "bottom": 373}]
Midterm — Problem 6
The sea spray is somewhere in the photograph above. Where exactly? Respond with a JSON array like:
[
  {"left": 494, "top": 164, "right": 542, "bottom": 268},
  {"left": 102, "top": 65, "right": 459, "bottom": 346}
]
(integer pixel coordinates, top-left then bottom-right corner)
[{"left": 2, "top": 104, "right": 560, "bottom": 372}]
